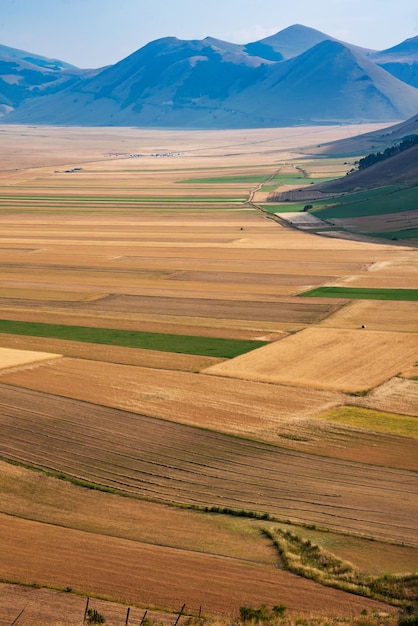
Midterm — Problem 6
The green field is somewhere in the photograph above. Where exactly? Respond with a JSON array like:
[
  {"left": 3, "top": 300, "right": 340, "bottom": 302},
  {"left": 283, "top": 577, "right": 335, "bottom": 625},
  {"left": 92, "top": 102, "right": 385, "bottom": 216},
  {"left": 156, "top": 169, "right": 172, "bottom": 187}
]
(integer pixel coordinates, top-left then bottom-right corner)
[
  {"left": 366, "top": 228, "right": 418, "bottom": 241},
  {"left": 180, "top": 172, "right": 333, "bottom": 187},
  {"left": 181, "top": 175, "right": 274, "bottom": 184},
  {"left": 259, "top": 198, "right": 339, "bottom": 214},
  {"left": 312, "top": 185, "right": 418, "bottom": 219},
  {"left": 0, "top": 320, "right": 267, "bottom": 358},
  {"left": 299, "top": 286, "right": 418, "bottom": 301}
]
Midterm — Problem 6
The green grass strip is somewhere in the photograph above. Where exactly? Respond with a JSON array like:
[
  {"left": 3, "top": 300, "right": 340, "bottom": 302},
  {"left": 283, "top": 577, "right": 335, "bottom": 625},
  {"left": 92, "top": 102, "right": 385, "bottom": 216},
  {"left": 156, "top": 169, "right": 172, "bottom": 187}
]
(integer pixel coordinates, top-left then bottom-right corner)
[
  {"left": 0, "top": 319, "right": 267, "bottom": 358},
  {"left": 299, "top": 287, "right": 418, "bottom": 301}
]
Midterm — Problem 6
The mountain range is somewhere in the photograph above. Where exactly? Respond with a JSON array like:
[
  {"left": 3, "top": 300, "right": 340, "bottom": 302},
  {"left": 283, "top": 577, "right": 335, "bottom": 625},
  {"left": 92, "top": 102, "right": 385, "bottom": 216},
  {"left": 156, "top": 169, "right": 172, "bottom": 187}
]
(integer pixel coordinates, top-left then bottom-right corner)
[{"left": 1, "top": 24, "right": 418, "bottom": 128}]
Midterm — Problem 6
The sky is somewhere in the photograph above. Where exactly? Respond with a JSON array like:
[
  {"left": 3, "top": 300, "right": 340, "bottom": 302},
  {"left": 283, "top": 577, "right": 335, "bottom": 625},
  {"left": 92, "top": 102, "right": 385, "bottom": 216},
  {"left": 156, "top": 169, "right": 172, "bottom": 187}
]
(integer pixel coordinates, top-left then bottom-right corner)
[{"left": 1, "top": 0, "right": 417, "bottom": 68}]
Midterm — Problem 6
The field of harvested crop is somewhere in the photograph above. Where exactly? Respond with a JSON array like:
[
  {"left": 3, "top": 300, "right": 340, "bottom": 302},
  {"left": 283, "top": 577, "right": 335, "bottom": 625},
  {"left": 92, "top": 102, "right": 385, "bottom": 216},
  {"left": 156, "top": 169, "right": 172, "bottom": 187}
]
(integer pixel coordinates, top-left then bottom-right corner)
[
  {"left": 0, "top": 124, "right": 416, "bottom": 622},
  {"left": 206, "top": 327, "right": 418, "bottom": 392}
]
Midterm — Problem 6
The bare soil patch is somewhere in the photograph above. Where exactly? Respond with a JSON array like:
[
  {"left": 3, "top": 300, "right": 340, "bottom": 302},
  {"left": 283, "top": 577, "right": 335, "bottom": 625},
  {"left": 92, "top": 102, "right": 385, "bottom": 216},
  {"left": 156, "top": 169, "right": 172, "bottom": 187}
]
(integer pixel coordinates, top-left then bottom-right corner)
[{"left": 205, "top": 328, "right": 418, "bottom": 393}]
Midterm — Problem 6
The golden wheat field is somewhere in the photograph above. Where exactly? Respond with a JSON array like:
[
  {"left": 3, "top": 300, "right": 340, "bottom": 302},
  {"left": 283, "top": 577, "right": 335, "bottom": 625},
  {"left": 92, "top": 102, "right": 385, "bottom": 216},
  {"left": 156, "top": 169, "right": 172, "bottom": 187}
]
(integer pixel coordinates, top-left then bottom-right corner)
[
  {"left": 205, "top": 327, "right": 418, "bottom": 392},
  {"left": 0, "top": 124, "right": 416, "bottom": 624}
]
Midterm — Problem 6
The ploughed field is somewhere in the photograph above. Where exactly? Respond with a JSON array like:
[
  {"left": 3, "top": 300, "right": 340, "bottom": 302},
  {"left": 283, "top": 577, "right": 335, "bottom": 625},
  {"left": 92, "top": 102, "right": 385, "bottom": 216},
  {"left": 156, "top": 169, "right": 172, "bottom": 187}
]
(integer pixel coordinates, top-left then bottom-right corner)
[{"left": 0, "top": 125, "right": 416, "bottom": 624}]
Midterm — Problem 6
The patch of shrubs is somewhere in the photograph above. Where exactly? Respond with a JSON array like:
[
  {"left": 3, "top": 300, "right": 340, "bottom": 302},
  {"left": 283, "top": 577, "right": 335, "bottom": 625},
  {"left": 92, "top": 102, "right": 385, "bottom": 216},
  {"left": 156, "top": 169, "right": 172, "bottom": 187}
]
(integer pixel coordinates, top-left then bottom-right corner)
[
  {"left": 240, "top": 604, "right": 287, "bottom": 623},
  {"left": 87, "top": 608, "right": 106, "bottom": 624}
]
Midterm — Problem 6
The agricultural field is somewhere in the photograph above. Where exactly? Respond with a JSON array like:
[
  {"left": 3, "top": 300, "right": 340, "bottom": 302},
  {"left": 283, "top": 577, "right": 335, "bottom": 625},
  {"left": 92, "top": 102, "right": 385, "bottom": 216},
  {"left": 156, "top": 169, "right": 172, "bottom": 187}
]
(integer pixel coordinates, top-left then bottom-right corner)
[
  {"left": 0, "top": 124, "right": 416, "bottom": 625},
  {"left": 205, "top": 327, "right": 418, "bottom": 392}
]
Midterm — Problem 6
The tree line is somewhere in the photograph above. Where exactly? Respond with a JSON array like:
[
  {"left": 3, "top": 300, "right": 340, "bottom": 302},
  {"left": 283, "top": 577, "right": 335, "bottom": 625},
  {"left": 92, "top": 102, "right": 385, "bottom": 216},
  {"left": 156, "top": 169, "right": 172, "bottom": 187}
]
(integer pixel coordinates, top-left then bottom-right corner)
[{"left": 358, "top": 134, "right": 418, "bottom": 170}]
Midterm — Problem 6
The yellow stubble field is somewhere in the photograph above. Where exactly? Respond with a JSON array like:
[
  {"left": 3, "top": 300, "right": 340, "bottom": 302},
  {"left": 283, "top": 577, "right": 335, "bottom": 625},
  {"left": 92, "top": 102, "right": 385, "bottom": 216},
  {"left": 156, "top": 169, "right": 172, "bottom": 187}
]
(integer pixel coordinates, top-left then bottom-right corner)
[
  {"left": 205, "top": 327, "right": 418, "bottom": 392},
  {"left": 0, "top": 124, "right": 417, "bottom": 621}
]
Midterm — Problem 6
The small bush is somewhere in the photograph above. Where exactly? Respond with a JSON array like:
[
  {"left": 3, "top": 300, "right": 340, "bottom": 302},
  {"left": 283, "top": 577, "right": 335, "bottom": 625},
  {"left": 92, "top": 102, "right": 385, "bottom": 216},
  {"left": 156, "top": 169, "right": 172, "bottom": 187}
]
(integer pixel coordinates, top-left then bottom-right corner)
[{"left": 87, "top": 608, "right": 106, "bottom": 624}]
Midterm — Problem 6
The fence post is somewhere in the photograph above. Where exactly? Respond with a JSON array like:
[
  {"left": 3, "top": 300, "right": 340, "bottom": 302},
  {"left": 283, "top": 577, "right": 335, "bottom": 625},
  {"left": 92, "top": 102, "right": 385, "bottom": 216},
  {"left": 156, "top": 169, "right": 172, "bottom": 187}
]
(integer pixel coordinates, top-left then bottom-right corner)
[
  {"left": 9, "top": 607, "right": 25, "bottom": 626},
  {"left": 83, "top": 597, "right": 90, "bottom": 624},
  {"left": 125, "top": 607, "right": 131, "bottom": 625},
  {"left": 139, "top": 609, "right": 148, "bottom": 626},
  {"left": 173, "top": 603, "right": 186, "bottom": 626}
]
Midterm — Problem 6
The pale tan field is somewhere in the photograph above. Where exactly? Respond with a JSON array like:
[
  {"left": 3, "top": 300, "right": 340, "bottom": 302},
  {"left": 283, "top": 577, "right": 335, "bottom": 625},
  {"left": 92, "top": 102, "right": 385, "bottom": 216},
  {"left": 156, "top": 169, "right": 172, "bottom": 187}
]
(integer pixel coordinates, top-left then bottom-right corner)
[
  {"left": 0, "top": 347, "right": 61, "bottom": 369},
  {"left": 205, "top": 327, "right": 418, "bottom": 392},
  {"left": 0, "top": 124, "right": 417, "bottom": 618},
  {"left": 0, "top": 123, "right": 386, "bottom": 173},
  {"left": 319, "top": 299, "right": 418, "bottom": 333},
  {"left": 334, "top": 253, "right": 418, "bottom": 289}
]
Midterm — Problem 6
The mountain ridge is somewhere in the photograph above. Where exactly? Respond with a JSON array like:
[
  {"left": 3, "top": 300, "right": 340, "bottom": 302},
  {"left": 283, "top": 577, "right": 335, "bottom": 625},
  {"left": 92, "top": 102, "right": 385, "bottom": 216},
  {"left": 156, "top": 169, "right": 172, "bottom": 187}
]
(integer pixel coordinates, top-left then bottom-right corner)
[{"left": 2, "top": 25, "right": 418, "bottom": 128}]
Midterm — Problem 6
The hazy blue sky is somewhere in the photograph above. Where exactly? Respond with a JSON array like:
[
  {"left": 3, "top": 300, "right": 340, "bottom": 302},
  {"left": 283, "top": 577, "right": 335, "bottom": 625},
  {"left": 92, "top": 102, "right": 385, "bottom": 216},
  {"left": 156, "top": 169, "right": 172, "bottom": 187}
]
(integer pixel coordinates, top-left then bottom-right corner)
[{"left": 1, "top": 0, "right": 417, "bottom": 68}]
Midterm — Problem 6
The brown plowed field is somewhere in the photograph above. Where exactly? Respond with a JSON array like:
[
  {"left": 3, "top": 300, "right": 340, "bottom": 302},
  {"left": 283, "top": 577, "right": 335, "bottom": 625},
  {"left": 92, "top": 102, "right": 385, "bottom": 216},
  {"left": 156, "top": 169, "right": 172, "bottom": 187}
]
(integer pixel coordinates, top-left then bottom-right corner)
[
  {"left": 0, "top": 293, "right": 339, "bottom": 322},
  {"left": 206, "top": 327, "right": 418, "bottom": 392},
  {"left": 0, "top": 515, "right": 391, "bottom": 619},
  {"left": 0, "top": 384, "right": 417, "bottom": 545}
]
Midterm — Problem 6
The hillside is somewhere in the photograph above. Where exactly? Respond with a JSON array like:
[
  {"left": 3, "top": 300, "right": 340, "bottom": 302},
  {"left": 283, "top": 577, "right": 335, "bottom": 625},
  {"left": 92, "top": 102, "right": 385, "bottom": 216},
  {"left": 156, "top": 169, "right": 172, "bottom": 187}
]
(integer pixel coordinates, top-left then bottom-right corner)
[
  {"left": 312, "top": 112, "right": 418, "bottom": 156},
  {"left": 0, "top": 46, "right": 99, "bottom": 116},
  {"left": 222, "top": 40, "right": 418, "bottom": 126},
  {"left": 268, "top": 135, "right": 418, "bottom": 242},
  {"left": 316, "top": 143, "right": 418, "bottom": 193}
]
